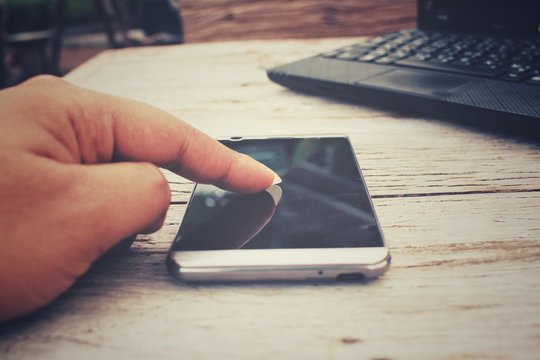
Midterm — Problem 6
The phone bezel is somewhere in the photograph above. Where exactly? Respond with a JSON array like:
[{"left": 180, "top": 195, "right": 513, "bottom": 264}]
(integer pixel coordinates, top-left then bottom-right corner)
[
  {"left": 167, "top": 247, "right": 390, "bottom": 282},
  {"left": 166, "top": 135, "right": 390, "bottom": 282}
]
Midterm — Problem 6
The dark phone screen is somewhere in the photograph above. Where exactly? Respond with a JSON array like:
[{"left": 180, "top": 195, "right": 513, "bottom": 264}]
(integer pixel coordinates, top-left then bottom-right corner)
[{"left": 172, "top": 137, "right": 384, "bottom": 251}]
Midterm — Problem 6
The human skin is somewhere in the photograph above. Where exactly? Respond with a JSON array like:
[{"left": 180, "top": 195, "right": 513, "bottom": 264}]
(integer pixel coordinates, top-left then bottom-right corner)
[{"left": 0, "top": 75, "right": 276, "bottom": 322}]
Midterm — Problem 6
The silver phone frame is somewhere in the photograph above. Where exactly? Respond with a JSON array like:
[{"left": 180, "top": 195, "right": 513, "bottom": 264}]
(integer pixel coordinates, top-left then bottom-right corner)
[{"left": 166, "top": 135, "right": 390, "bottom": 282}]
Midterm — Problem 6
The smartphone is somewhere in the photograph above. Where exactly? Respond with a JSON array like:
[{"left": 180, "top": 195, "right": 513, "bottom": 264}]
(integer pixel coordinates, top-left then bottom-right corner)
[{"left": 167, "top": 135, "right": 390, "bottom": 282}]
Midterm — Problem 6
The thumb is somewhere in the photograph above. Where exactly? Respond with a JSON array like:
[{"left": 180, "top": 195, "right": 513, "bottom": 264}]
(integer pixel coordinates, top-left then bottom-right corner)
[
  {"left": 68, "top": 162, "right": 171, "bottom": 259},
  {"left": 0, "top": 162, "right": 171, "bottom": 322}
]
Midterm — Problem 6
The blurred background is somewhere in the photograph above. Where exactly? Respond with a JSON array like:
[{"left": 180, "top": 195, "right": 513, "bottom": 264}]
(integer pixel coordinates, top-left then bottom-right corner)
[{"left": 0, "top": 0, "right": 415, "bottom": 88}]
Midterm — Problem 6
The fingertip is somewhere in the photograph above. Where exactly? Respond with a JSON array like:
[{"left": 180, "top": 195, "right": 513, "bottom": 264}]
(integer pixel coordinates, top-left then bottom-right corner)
[
  {"left": 137, "top": 162, "right": 172, "bottom": 210},
  {"left": 217, "top": 152, "right": 277, "bottom": 193},
  {"left": 72, "top": 162, "right": 172, "bottom": 253},
  {"left": 272, "top": 173, "right": 283, "bottom": 185},
  {"left": 139, "top": 206, "right": 168, "bottom": 234}
]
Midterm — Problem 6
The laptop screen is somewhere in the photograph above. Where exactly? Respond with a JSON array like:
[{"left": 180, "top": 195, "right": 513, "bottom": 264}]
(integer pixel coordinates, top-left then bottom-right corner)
[{"left": 418, "top": 0, "right": 540, "bottom": 38}]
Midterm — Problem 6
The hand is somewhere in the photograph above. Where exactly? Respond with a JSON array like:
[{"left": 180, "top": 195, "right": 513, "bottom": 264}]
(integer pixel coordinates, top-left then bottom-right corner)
[{"left": 0, "top": 75, "right": 276, "bottom": 322}]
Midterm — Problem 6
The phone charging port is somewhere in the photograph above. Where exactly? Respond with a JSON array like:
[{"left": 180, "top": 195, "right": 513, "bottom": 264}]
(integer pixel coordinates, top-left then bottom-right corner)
[{"left": 336, "top": 273, "right": 365, "bottom": 282}]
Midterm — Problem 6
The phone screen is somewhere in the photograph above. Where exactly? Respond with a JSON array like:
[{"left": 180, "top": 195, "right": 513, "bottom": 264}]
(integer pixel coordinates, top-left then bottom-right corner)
[{"left": 171, "top": 137, "right": 384, "bottom": 251}]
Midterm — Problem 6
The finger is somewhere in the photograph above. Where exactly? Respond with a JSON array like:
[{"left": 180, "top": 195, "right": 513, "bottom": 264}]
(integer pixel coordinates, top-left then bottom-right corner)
[
  {"left": 0, "top": 160, "right": 170, "bottom": 322},
  {"left": 101, "top": 235, "right": 137, "bottom": 258},
  {"left": 139, "top": 210, "right": 167, "bottom": 234},
  {"left": 23, "top": 76, "right": 276, "bottom": 193},
  {"left": 92, "top": 94, "right": 276, "bottom": 193},
  {"left": 67, "top": 162, "right": 171, "bottom": 257}
]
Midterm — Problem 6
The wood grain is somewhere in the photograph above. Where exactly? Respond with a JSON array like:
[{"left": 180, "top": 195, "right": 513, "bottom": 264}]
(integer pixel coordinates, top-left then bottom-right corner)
[
  {"left": 179, "top": 0, "right": 416, "bottom": 42},
  {"left": 1, "top": 38, "right": 539, "bottom": 359}
]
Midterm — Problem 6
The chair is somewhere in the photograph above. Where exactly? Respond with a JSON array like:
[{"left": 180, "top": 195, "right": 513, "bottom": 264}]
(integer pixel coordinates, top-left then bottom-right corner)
[
  {"left": 0, "top": 0, "right": 65, "bottom": 86},
  {"left": 0, "top": 0, "right": 183, "bottom": 87},
  {"left": 96, "top": 0, "right": 183, "bottom": 48}
]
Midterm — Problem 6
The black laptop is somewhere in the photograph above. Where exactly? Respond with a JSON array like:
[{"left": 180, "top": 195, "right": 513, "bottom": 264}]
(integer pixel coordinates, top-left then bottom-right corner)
[{"left": 267, "top": 0, "right": 540, "bottom": 137}]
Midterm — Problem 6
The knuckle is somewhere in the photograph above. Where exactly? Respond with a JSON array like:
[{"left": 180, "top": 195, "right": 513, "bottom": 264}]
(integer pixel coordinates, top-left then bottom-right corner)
[
  {"left": 19, "top": 75, "right": 73, "bottom": 111},
  {"left": 23, "top": 74, "right": 65, "bottom": 89}
]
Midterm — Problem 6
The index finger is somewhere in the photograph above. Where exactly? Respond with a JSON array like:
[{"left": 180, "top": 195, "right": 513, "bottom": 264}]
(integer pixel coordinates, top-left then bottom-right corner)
[
  {"left": 108, "top": 96, "right": 277, "bottom": 193},
  {"left": 54, "top": 77, "right": 276, "bottom": 193}
]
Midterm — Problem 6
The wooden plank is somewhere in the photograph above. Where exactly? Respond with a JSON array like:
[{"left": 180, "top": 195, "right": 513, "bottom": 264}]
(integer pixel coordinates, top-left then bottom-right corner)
[{"left": 179, "top": 0, "right": 416, "bottom": 42}]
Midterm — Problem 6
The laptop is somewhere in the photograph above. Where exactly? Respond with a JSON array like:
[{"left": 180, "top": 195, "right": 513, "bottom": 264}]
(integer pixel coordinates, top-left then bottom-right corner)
[{"left": 267, "top": 0, "right": 540, "bottom": 137}]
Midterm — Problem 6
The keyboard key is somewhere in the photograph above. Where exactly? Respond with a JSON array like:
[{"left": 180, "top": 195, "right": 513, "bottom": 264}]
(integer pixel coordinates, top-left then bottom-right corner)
[
  {"left": 507, "top": 63, "right": 529, "bottom": 71},
  {"left": 453, "top": 57, "right": 473, "bottom": 66},
  {"left": 501, "top": 72, "right": 529, "bottom": 82},
  {"left": 429, "top": 55, "right": 454, "bottom": 64},
  {"left": 525, "top": 75, "right": 540, "bottom": 85},
  {"left": 476, "top": 59, "right": 502, "bottom": 70},
  {"left": 375, "top": 56, "right": 399, "bottom": 64},
  {"left": 336, "top": 51, "right": 364, "bottom": 60},
  {"left": 358, "top": 53, "right": 381, "bottom": 62}
]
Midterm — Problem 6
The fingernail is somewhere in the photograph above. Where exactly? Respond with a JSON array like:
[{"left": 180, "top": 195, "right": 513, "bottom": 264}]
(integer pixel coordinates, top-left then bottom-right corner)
[{"left": 272, "top": 173, "right": 282, "bottom": 185}]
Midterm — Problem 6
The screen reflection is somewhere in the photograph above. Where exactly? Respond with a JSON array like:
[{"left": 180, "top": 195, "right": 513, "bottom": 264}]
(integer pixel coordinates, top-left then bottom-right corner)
[
  {"left": 173, "top": 137, "right": 384, "bottom": 251},
  {"left": 178, "top": 185, "right": 281, "bottom": 250}
]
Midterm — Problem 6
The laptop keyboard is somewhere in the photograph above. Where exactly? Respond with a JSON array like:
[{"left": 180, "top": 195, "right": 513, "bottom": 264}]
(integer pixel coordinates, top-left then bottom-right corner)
[{"left": 322, "top": 29, "right": 540, "bottom": 86}]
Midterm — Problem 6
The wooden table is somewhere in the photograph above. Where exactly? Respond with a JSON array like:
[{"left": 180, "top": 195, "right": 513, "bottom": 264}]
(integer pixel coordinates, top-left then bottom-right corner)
[{"left": 1, "top": 38, "right": 539, "bottom": 359}]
